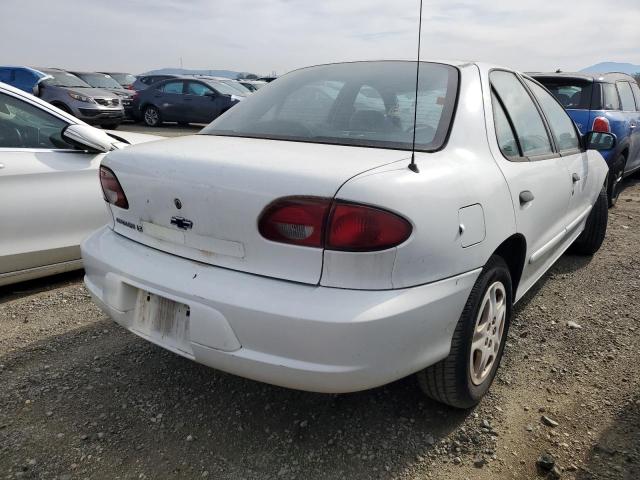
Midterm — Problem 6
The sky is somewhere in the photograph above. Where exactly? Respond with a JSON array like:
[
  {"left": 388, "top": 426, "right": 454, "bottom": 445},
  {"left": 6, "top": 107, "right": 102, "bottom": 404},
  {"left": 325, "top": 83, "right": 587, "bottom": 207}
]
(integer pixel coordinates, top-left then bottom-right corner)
[{"left": 2, "top": 0, "right": 639, "bottom": 76}]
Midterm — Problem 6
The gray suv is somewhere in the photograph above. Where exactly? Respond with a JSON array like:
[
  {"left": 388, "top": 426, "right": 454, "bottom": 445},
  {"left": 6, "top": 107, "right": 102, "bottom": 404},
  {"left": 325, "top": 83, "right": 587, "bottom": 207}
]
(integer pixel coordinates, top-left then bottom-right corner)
[
  {"left": 36, "top": 68, "right": 125, "bottom": 129},
  {"left": 70, "top": 71, "right": 135, "bottom": 120}
]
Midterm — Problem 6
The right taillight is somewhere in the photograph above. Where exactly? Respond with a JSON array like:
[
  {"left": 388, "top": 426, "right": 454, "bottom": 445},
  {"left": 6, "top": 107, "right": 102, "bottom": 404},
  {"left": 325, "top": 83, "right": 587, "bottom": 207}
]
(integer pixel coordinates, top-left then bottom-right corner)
[
  {"left": 99, "top": 166, "right": 129, "bottom": 209},
  {"left": 258, "top": 197, "right": 412, "bottom": 251},
  {"left": 592, "top": 116, "right": 610, "bottom": 133}
]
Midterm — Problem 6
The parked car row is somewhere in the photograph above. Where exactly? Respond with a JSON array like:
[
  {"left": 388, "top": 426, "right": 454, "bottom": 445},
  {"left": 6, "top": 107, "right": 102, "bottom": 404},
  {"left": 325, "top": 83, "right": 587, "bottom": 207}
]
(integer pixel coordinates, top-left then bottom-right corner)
[
  {"left": 0, "top": 59, "right": 629, "bottom": 411},
  {"left": 0, "top": 67, "right": 262, "bottom": 129}
]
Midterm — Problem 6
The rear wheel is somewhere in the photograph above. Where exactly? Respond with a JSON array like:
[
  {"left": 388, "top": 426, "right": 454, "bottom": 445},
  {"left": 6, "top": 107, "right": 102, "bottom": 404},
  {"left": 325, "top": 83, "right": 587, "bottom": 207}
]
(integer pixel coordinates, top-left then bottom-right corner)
[
  {"left": 143, "top": 105, "right": 162, "bottom": 127},
  {"left": 417, "top": 255, "right": 513, "bottom": 409},
  {"left": 607, "top": 155, "right": 626, "bottom": 207},
  {"left": 572, "top": 187, "right": 608, "bottom": 255}
]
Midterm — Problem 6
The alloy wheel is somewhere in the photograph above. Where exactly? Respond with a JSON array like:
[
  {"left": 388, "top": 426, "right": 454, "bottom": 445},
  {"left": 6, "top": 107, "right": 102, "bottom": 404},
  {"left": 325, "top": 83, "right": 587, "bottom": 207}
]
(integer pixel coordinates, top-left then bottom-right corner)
[{"left": 469, "top": 281, "right": 507, "bottom": 386}]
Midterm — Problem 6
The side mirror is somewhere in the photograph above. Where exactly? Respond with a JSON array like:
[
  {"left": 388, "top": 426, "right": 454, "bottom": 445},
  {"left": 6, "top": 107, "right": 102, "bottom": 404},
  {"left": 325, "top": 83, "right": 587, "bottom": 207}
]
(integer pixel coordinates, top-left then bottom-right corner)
[
  {"left": 62, "top": 124, "right": 116, "bottom": 153},
  {"left": 32, "top": 75, "right": 53, "bottom": 97},
  {"left": 585, "top": 131, "right": 616, "bottom": 151}
]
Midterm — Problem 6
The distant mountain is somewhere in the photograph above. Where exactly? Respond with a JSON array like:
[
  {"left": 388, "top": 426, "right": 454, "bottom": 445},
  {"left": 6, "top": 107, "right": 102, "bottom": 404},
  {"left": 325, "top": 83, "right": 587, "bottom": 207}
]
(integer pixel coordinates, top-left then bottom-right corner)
[
  {"left": 141, "top": 68, "right": 242, "bottom": 79},
  {"left": 581, "top": 62, "right": 640, "bottom": 75}
]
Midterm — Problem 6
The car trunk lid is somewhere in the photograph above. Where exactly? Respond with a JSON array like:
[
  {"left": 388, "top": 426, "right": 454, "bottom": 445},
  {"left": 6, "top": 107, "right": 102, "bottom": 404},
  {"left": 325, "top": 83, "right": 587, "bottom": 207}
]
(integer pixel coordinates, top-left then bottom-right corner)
[{"left": 103, "top": 135, "right": 408, "bottom": 284}]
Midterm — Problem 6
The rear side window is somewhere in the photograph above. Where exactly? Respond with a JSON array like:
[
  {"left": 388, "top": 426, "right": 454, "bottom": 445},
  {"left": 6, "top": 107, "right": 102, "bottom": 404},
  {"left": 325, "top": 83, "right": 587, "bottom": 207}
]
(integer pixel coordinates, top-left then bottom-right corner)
[
  {"left": 525, "top": 79, "right": 580, "bottom": 152},
  {"left": 535, "top": 79, "right": 592, "bottom": 110},
  {"left": 631, "top": 82, "right": 640, "bottom": 111},
  {"left": 0, "top": 69, "right": 12, "bottom": 83},
  {"left": 617, "top": 82, "right": 636, "bottom": 111},
  {"left": 490, "top": 71, "right": 553, "bottom": 158},
  {"left": 601, "top": 83, "right": 621, "bottom": 110},
  {"left": 491, "top": 92, "right": 520, "bottom": 159},
  {"left": 161, "top": 81, "right": 184, "bottom": 94}
]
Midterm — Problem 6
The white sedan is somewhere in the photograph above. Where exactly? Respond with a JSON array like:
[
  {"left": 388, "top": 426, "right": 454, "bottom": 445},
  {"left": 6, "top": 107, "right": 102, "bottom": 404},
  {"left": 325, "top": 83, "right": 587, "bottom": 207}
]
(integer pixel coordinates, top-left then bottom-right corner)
[
  {"left": 0, "top": 82, "right": 158, "bottom": 287},
  {"left": 81, "top": 61, "right": 613, "bottom": 408}
]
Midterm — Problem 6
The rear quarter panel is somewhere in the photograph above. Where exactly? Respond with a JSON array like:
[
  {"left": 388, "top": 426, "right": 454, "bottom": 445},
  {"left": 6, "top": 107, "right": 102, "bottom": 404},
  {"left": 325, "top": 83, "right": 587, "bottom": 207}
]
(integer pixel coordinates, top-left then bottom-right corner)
[{"left": 322, "top": 64, "right": 515, "bottom": 289}]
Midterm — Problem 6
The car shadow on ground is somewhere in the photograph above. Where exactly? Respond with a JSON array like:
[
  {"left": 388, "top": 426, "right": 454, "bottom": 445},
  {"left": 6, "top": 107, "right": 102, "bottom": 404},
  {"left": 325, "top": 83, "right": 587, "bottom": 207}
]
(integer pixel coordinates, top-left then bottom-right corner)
[
  {"left": 1, "top": 317, "right": 472, "bottom": 479},
  {"left": 576, "top": 391, "right": 640, "bottom": 480},
  {"left": 0, "top": 270, "right": 84, "bottom": 304}
]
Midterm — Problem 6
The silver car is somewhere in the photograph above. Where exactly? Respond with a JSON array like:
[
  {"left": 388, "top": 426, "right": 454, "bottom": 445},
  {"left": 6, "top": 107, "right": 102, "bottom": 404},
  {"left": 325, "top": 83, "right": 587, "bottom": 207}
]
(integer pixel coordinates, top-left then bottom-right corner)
[{"left": 36, "top": 68, "right": 125, "bottom": 129}]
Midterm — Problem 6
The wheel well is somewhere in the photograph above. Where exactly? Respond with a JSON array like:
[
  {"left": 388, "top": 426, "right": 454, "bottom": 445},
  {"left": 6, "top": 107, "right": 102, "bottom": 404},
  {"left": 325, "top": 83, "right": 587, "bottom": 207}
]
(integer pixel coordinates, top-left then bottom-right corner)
[
  {"left": 493, "top": 234, "right": 527, "bottom": 294},
  {"left": 51, "top": 102, "right": 70, "bottom": 112}
]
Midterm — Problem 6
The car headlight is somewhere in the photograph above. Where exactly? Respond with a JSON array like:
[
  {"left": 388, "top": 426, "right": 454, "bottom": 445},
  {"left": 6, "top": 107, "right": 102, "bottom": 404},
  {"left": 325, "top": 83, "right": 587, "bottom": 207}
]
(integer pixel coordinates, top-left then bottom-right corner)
[{"left": 68, "top": 92, "right": 95, "bottom": 103}]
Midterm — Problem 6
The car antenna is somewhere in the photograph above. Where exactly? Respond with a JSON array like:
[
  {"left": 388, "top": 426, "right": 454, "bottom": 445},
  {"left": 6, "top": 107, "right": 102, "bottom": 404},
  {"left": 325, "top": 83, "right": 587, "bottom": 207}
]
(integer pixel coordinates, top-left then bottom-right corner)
[{"left": 408, "top": 0, "right": 423, "bottom": 173}]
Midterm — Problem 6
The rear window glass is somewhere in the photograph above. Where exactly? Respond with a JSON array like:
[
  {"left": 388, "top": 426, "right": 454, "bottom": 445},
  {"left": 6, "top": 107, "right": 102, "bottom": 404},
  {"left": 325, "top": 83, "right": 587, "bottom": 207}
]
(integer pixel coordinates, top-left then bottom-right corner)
[
  {"left": 631, "top": 82, "right": 640, "bottom": 111},
  {"left": 601, "top": 83, "right": 621, "bottom": 110},
  {"left": 617, "top": 82, "right": 636, "bottom": 111},
  {"left": 202, "top": 61, "right": 459, "bottom": 152},
  {"left": 534, "top": 78, "right": 592, "bottom": 110}
]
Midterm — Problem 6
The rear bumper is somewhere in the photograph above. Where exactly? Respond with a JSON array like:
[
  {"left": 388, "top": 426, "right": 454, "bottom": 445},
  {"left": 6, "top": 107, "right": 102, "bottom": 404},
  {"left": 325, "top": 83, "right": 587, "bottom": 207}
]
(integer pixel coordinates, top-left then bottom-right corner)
[{"left": 81, "top": 227, "right": 479, "bottom": 393}]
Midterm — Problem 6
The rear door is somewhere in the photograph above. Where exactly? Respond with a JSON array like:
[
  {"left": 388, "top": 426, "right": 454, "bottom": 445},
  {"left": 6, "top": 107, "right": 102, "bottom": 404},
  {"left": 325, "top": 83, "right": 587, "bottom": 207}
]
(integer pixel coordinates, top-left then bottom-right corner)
[
  {"left": 0, "top": 89, "right": 108, "bottom": 275},
  {"left": 157, "top": 80, "right": 185, "bottom": 121},
  {"left": 619, "top": 81, "right": 640, "bottom": 171},
  {"left": 184, "top": 81, "right": 221, "bottom": 123},
  {"left": 523, "top": 78, "right": 592, "bottom": 235},
  {"left": 488, "top": 71, "right": 572, "bottom": 296}
]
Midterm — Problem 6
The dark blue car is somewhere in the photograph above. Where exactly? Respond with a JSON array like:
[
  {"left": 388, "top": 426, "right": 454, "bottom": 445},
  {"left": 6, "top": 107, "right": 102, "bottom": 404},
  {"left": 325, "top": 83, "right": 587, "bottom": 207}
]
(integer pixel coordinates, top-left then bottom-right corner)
[
  {"left": 0, "top": 66, "right": 51, "bottom": 94},
  {"left": 133, "top": 77, "right": 245, "bottom": 127},
  {"left": 533, "top": 72, "right": 640, "bottom": 206}
]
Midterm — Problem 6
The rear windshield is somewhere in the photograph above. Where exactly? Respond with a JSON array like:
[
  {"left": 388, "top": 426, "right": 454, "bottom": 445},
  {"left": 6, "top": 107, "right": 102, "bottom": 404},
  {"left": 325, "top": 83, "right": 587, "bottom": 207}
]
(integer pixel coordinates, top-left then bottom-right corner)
[
  {"left": 41, "top": 70, "right": 91, "bottom": 88},
  {"left": 201, "top": 61, "right": 459, "bottom": 151},
  {"left": 75, "top": 73, "right": 122, "bottom": 89},
  {"left": 534, "top": 78, "right": 593, "bottom": 110}
]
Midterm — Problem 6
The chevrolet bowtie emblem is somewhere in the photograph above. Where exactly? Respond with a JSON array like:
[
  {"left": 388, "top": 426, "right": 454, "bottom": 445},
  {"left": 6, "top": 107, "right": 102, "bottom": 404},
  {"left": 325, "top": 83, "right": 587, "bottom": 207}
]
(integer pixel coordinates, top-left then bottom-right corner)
[{"left": 170, "top": 216, "right": 193, "bottom": 230}]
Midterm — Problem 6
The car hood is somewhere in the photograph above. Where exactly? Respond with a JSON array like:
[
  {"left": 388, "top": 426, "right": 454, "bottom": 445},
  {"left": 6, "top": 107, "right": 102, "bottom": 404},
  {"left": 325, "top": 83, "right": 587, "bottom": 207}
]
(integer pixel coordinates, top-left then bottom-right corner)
[
  {"left": 66, "top": 87, "right": 120, "bottom": 99},
  {"left": 106, "top": 130, "right": 162, "bottom": 146}
]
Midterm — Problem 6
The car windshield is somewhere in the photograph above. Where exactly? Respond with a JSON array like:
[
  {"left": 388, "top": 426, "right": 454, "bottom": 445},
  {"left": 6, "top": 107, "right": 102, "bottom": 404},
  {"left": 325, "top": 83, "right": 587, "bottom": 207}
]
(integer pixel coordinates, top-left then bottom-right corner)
[
  {"left": 201, "top": 61, "right": 459, "bottom": 151},
  {"left": 41, "top": 70, "right": 91, "bottom": 88},
  {"left": 223, "top": 80, "right": 251, "bottom": 94},
  {"left": 204, "top": 80, "right": 246, "bottom": 96},
  {"left": 76, "top": 73, "right": 122, "bottom": 89},
  {"left": 108, "top": 73, "right": 136, "bottom": 85},
  {"left": 534, "top": 78, "right": 593, "bottom": 110}
]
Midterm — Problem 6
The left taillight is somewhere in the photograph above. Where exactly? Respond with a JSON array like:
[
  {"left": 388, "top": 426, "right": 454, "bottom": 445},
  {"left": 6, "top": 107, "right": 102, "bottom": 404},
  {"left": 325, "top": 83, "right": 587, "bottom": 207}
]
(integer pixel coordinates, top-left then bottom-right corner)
[{"left": 99, "top": 166, "right": 129, "bottom": 209}]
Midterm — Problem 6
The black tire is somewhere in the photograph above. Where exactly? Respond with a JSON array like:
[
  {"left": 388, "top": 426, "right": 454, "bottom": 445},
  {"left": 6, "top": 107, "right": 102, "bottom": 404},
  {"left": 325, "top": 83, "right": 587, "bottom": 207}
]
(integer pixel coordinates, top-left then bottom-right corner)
[
  {"left": 143, "top": 105, "right": 162, "bottom": 127},
  {"left": 178, "top": 121, "right": 190, "bottom": 127},
  {"left": 607, "top": 155, "right": 626, "bottom": 207},
  {"left": 572, "top": 187, "right": 608, "bottom": 255},
  {"left": 53, "top": 103, "right": 73, "bottom": 115},
  {"left": 417, "top": 255, "right": 513, "bottom": 409}
]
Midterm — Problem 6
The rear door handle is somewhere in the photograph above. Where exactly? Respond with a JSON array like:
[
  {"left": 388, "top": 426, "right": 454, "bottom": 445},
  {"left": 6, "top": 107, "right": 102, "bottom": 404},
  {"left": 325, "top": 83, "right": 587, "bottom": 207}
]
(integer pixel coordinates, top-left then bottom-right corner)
[
  {"left": 572, "top": 173, "right": 581, "bottom": 183},
  {"left": 519, "top": 190, "right": 534, "bottom": 205}
]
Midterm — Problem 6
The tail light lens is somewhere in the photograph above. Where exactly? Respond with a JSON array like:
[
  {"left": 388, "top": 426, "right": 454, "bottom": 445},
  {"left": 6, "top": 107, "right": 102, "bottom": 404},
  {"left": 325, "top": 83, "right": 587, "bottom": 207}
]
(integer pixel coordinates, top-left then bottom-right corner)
[
  {"left": 592, "top": 116, "right": 610, "bottom": 133},
  {"left": 258, "top": 197, "right": 331, "bottom": 247},
  {"left": 99, "top": 166, "right": 129, "bottom": 209},
  {"left": 258, "top": 197, "right": 412, "bottom": 251},
  {"left": 327, "top": 203, "right": 412, "bottom": 251}
]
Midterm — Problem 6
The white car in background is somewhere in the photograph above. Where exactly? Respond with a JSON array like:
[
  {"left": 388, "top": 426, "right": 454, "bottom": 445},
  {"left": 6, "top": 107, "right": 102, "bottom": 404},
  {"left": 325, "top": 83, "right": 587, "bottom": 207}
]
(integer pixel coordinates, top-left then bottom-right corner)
[
  {"left": 82, "top": 61, "right": 613, "bottom": 408},
  {"left": 0, "top": 82, "right": 158, "bottom": 287}
]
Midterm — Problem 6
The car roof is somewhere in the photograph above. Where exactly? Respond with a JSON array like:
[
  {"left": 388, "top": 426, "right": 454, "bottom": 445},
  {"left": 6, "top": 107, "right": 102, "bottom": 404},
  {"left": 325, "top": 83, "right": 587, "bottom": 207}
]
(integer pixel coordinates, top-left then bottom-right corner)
[{"left": 528, "top": 71, "right": 636, "bottom": 83}]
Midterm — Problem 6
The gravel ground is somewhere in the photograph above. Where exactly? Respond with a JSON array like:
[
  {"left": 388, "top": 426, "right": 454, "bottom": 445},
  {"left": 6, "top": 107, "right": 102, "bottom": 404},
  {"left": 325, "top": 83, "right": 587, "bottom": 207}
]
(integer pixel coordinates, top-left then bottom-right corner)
[{"left": 1, "top": 179, "right": 639, "bottom": 480}]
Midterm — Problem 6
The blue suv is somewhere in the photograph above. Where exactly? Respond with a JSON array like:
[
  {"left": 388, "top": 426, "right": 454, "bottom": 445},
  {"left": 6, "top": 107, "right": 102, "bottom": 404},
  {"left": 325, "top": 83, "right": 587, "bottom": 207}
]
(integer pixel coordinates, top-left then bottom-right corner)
[{"left": 532, "top": 72, "right": 640, "bottom": 206}]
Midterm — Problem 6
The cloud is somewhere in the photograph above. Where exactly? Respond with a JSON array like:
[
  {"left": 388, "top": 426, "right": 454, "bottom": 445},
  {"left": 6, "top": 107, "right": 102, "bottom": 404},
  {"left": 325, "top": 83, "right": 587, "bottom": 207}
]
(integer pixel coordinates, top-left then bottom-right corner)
[{"left": 1, "top": 0, "right": 638, "bottom": 75}]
